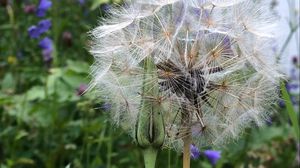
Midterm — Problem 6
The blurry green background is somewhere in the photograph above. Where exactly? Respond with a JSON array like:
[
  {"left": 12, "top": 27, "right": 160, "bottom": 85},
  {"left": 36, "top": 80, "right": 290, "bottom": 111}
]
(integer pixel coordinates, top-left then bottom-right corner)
[{"left": 0, "top": 0, "right": 299, "bottom": 168}]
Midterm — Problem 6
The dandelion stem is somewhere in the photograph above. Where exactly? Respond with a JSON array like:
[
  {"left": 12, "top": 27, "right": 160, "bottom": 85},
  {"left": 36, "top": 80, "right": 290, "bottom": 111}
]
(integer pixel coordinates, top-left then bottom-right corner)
[
  {"left": 182, "top": 105, "right": 191, "bottom": 168},
  {"left": 183, "top": 133, "right": 191, "bottom": 168},
  {"left": 143, "top": 147, "right": 158, "bottom": 168}
]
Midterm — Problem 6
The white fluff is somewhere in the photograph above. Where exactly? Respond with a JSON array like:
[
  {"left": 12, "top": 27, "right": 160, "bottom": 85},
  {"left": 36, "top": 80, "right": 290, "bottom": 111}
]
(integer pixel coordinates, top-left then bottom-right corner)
[{"left": 89, "top": 0, "right": 282, "bottom": 149}]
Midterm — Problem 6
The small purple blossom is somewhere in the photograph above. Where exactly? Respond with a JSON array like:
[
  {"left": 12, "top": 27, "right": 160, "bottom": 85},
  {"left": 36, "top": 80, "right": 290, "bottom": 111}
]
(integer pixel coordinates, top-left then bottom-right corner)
[
  {"left": 28, "top": 20, "right": 51, "bottom": 39},
  {"left": 37, "top": 19, "right": 52, "bottom": 34},
  {"left": 292, "top": 56, "right": 299, "bottom": 65},
  {"left": 36, "top": 0, "right": 52, "bottom": 17},
  {"left": 102, "top": 103, "right": 112, "bottom": 111},
  {"left": 77, "top": 0, "right": 85, "bottom": 5},
  {"left": 42, "top": 48, "right": 53, "bottom": 63},
  {"left": 28, "top": 26, "right": 41, "bottom": 38},
  {"left": 39, "top": 37, "right": 53, "bottom": 64},
  {"left": 266, "top": 118, "right": 272, "bottom": 126},
  {"left": 39, "top": 37, "right": 53, "bottom": 50},
  {"left": 101, "top": 4, "right": 111, "bottom": 12},
  {"left": 278, "top": 99, "right": 285, "bottom": 108},
  {"left": 76, "top": 84, "right": 88, "bottom": 96},
  {"left": 204, "top": 150, "right": 221, "bottom": 166},
  {"left": 190, "top": 144, "right": 200, "bottom": 160}
]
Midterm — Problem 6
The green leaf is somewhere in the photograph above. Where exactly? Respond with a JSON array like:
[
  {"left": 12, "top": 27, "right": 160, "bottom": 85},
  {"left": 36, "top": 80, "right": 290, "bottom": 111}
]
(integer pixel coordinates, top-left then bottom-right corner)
[
  {"left": 26, "top": 86, "right": 45, "bottom": 101},
  {"left": 15, "top": 130, "right": 29, "bottom": 141},
  {"left": 1, "top": 73, "right": 16, "bottom": 93},
  {"left": 67, "top": 60, "right": 89, "bottom": 74},
  {"left": 281, "top": 81, "right": 299, "bottom": 140}
]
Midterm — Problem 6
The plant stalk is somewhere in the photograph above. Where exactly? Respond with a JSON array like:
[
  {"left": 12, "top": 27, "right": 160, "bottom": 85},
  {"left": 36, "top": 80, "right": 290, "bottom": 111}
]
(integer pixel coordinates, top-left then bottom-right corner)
[
  {"left": 183, "top": 132, "right": 191, "bottom": 168},
  {"left": 182, "top": 105, "right": 191, "bottom": 168},
  {"left": 143, "top": 147, "right": 158, "bottom": 168}
]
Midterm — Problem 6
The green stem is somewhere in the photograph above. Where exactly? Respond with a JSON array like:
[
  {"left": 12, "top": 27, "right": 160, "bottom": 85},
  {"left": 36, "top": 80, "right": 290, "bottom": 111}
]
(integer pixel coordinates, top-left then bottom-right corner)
[
  {"left": 281, "top": 81, "right": 300, "bottom": 140},
  {"left": 276, "top": 24, "right": 299, "bottom": 63},
  {"left": 106, "top": 126, "right": 113, "bottom": 168},
  {"left": 168, "top": 149, "right": 171, "bottom": 168},
  {"left": 143, "top": 147, "right": 158, "bottom": 168}
]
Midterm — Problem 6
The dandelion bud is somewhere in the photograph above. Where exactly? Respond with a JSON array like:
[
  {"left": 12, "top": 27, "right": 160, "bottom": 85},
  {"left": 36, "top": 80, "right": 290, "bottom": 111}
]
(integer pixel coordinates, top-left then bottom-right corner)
[{"left": 135, "top": 57, "right": 165, "bottom": 148}]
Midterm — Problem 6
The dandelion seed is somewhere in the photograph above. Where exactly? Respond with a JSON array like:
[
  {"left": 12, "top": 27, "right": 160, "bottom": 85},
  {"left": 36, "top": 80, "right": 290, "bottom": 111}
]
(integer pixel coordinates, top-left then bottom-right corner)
[{"left": 89, "top": 0, "right": 281, "bottom": 154}]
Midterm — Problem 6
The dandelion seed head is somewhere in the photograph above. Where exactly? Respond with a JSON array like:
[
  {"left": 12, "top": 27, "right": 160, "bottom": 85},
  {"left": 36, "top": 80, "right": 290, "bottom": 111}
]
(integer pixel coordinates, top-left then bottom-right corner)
[{"left": 89, "top": 0, "right": 282, "bottom": 150}]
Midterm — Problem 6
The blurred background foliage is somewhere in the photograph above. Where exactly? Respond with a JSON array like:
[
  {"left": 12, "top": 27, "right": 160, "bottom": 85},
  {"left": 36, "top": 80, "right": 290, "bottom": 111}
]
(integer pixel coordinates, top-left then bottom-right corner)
[{"left": 0, "top": 0, "right": 299, "bottom": 168}]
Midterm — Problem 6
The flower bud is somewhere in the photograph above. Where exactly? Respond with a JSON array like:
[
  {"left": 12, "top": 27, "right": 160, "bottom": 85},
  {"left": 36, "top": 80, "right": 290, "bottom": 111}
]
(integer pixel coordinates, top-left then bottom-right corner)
[
  {"left": 62, "top": 31, "right": 73, "bottom": 47},
  {"left": 135, "top": 57, "right": 165, "bottom": 148}
]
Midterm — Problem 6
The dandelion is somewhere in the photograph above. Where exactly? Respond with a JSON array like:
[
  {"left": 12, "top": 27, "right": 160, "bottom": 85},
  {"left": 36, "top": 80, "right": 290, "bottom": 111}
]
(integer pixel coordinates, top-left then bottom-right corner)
[{"left": 89, "top": 0, "right": 281, "bottom": 167}]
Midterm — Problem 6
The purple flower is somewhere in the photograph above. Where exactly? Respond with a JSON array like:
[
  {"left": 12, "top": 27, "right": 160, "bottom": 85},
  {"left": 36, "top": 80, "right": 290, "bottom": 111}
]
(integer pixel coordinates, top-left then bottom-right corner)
[
  {"left": 28, "top": 26, "right": 41, "bottom": 38},
  {"left": 76, "top": 84, "right": 88, "bottom": 96},
  {"left": 37, "top": 19, "right": 51, "bottom": 34},
  {"left": 266, "top": 118, "right": 272, "bottom": 126},
  {"left": 39, "top": 37, "right": 53, "bottom": 64},
  {"left": 36, "top": 0, "right": 52, "bottom": 17},
  {"left": 39, "top": 37, "right": 53, "bottom": 50},
  {"left": 101, "top": 4, "right": 111, "bottom": 12},
  {"left": 204, "top": 150, "right": 221, "bottom": 166},
  {"left": 78, "top": 0, "right": 85, "bottom": 5},
  {"left": 42, "top": 48, "right": 53, "bottom": 63},
  {"left": 102, "top": 103, "right": 112, "bottom": 111},
  {"left": 28, "top": 20, "right": 51, "bottom": 39},
  {"left": 292, "top": 56, "right": 299, "bottom": 65},
  {"left": 278, "top": 99, "right": 285, "bottom": 108},
  {"left": 190, "top": 144, "right": 200, "bottom": 160}
]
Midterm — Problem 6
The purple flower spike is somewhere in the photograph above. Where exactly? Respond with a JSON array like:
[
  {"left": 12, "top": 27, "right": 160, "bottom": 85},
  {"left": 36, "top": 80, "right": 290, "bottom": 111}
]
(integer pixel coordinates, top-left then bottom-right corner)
[
  {"left": 36, "top": 0, "right": 52, "bottom": 17},
  {"left": 204, "top": 150, "right": 221, "bottom": 166},
  {"left": 28, "top": 26, "right": 41, "bottom": 38},
  {"left": 190, "top": 144, "right": 200, "bottom": 160},
  {"left": 39, "top": 37, "right": 53, "bottom": 50},
  {"left": 37, "top": 19, "right": 51, "bottom": 34}
]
